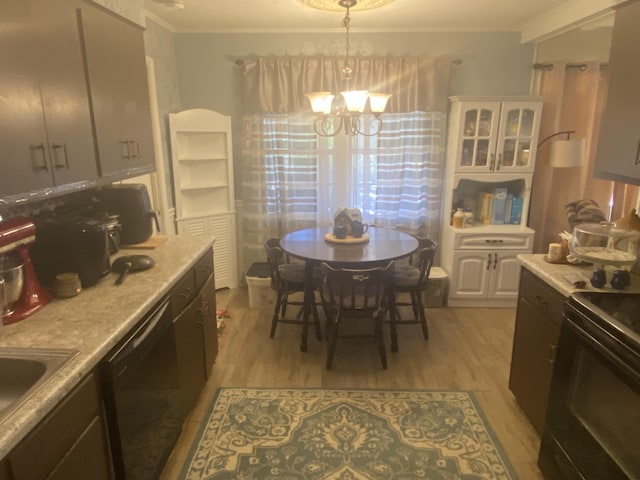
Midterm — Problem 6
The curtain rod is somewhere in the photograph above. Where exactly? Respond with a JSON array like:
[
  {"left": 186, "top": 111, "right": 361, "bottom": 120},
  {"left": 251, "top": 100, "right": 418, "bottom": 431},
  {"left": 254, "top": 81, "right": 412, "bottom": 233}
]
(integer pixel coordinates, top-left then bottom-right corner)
[
  {"left": 533, "top": 62, "right": 608, "bottom": 71},
  {"left": 234, "top": 57, "right": 463, "bottom": 67}
]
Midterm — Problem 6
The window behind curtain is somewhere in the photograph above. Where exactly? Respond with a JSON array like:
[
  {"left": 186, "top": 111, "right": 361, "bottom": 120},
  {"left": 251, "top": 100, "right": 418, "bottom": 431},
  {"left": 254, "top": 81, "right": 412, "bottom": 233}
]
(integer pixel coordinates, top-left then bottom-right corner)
[{"left": 241, "top": 111, "right": 446, "bottom": 266}]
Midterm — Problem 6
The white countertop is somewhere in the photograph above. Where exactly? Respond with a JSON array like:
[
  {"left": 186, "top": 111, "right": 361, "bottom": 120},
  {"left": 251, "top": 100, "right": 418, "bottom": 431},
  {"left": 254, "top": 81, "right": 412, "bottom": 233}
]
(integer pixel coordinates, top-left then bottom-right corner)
[
  {"left": 517, "top": 254, "right": 640, "bottom": 297},
  {"left": 0, "top": 234, "right": 214, "bottom": 458}
]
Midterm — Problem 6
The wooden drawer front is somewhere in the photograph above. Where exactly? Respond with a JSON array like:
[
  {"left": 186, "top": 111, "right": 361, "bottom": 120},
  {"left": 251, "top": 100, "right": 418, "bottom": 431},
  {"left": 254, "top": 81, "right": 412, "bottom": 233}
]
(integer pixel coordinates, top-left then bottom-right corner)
[
  {"left": 454, "top": 233, "right": 532, "bottom": 250},
  {"left": 194, "top": 247, "right": 214, "bottom": 292},
  {"left": 519, "top": 269, "right": 565, "bottom": 327},
  {"left": 170, "top": 269, "right": 196, "bottom": 317},
  {"left": 10, "top": 373, "right": 100, "bottom": 480}
]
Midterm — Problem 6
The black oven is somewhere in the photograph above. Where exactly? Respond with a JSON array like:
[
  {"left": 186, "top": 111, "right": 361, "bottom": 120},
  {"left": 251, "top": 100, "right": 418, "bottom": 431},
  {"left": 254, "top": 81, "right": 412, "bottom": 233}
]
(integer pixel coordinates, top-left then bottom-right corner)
[{"left": 538, "top": 292, "right": 640, "bottom": 480}]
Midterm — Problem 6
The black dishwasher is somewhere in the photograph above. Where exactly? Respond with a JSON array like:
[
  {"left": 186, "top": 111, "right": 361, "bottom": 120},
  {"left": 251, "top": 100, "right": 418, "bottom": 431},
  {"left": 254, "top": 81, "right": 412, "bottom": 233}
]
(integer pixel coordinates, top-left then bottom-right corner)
[{"left": 101, "top": 297, "right": 181, "bottom": 480}]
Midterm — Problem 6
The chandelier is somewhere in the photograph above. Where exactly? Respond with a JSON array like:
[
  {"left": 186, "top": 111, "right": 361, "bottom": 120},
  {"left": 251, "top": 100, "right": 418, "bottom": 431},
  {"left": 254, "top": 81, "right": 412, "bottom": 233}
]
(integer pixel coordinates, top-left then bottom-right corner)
[{"left": 305, "top": 0, "right": 391, "bottom": 137}]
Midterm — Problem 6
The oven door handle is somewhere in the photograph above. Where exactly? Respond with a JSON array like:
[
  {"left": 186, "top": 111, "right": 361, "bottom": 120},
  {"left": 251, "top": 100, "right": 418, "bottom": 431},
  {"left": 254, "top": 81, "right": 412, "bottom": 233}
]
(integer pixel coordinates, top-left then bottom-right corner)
[{"left": 564, "top": 317, "right": 640, "bottom": 384}]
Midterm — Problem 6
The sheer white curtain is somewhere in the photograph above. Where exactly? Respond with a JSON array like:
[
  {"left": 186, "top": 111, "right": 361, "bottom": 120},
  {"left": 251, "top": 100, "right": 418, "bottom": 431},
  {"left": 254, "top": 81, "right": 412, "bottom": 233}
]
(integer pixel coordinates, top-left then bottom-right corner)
[{"left": 240, "top": 56, "right": 451, "bottom": 266}]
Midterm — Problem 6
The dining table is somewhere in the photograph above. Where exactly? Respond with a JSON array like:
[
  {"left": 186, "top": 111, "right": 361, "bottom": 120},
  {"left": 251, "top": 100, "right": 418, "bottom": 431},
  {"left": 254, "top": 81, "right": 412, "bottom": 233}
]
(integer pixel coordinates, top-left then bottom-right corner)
[{"left": 279, "top": 226, "right": 419, "bottom": 352}]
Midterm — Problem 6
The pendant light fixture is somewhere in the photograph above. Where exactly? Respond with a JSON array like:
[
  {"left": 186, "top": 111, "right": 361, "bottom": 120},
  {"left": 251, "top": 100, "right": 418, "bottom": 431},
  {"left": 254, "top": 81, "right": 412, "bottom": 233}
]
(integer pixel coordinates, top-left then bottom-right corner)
[{"left": 305, "top": 0, "right": 391, "bottom": 137}]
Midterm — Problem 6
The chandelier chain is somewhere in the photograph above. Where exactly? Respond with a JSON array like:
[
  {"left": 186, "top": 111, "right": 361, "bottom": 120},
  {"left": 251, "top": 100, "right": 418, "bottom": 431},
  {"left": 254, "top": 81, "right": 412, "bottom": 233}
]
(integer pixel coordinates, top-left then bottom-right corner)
[{"left": 342, "top": 5, "right": 352, "bottom": 80}]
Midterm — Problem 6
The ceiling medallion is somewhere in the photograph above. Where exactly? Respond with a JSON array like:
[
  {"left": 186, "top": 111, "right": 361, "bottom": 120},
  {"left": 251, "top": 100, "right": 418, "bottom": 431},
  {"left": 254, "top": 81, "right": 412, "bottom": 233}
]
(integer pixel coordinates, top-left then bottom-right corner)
[{"left": 299, "top": 0, "right": 393, "bottom": 12}]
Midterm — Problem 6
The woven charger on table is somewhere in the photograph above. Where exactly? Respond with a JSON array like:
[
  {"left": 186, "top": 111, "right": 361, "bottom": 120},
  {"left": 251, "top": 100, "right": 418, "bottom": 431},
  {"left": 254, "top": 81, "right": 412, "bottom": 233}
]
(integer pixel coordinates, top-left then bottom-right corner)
[{"left": 324, "top": 233, "right": 370, "bottom": 244}]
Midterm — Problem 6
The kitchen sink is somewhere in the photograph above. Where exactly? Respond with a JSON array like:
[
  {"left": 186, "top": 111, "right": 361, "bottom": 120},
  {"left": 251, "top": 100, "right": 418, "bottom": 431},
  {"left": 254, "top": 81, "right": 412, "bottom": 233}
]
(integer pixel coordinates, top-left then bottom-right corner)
[{"left": 0, "top": 348, "right": 78, "bottom": 422}]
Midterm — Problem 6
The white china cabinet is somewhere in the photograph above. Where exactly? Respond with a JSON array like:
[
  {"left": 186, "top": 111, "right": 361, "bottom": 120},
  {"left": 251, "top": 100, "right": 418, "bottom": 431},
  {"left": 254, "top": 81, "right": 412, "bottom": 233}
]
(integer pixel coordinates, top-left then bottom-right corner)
[
  {"left": 441, "top": 97, "right": 542, "bottom": 307},
  {"left": 169, "top": 109, "right": 238, "bottom": 289}
]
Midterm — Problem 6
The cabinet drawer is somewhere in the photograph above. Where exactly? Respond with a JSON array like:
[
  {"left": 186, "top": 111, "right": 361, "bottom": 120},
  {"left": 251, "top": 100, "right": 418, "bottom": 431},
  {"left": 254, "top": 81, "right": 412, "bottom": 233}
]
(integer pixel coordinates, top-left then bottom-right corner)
[
  {"left": 519, "top": 268, "right": 565, "bottom": 327},
  {"left": 9, "top": 373, "right": 100, "bottom": 480},
  {"left": 454, "top": 233, "right": 532, "bottom": 250},
  {"left": 170, "top": 269, "right": 196, "bottom": 316}
]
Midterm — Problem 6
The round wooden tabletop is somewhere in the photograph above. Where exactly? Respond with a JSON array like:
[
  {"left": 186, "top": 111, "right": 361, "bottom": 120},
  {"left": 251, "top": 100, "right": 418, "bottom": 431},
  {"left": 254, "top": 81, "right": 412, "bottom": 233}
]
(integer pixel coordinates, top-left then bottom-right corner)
[{"left": 280, "top": 226, "right": 418, "bottom": 267}]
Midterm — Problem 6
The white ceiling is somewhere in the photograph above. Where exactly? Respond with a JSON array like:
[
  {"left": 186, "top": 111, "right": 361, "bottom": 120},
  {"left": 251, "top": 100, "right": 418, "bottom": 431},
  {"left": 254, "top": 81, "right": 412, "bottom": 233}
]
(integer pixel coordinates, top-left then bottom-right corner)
[{"left": 144, "top": 0, "right": 619, "bottom": 41}]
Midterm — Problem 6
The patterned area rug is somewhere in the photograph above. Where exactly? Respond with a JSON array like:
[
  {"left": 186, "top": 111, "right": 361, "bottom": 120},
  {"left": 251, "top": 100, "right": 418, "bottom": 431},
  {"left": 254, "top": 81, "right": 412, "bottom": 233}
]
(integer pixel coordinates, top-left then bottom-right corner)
[{"left": 179, "top": 388, "right": 518, "bottom": 480}]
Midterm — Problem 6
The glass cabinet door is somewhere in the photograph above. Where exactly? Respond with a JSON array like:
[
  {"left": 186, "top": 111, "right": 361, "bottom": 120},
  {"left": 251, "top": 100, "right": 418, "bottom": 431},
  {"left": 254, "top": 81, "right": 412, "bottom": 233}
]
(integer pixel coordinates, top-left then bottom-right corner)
[
  {"left": 458, "top": 103, "right": 500, "bottom": 171},
  {"left": 496, "top": 103, "right": 541, "bottom": 172}
]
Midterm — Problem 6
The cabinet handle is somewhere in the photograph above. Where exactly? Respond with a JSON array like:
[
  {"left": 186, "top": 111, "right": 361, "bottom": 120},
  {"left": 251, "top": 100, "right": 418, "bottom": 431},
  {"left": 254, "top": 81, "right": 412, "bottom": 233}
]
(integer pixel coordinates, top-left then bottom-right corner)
[
  {"left": 496, "top": 153, "right": 502, "bottom": 171},
  {"left": 489, "top": 153, "right": 495, "bottom": 171},
  {"left": 493, "top": 252, "right": 498, "bottom": 269},
  {"left": 547, "top": 344, "right": 558, "bottom": 364},
  {"left": 197, "top": 300, "right": 210, "bottom": 325},
  {"left": 129, "top": 139, "right": 140, "bottom": 159},
  {"left": 635, "top": 139, "right": 640, "bottom": 166},
  {"left": 484, "top": 239, "right": 504, "bottom": 244},
  {"left": 31, "top": 143, "right": 48, "bottom": 171},
  {"left": 533, "top": 294, "right": 548, "bottom": 308},
  {"left": 51, "top": 143, "right": 69, "bottom": 169},
  {"left": 486, "top": 253, "right": 492, "bottom": 269},
  {"left": 120, "top": 140, "right": 131, "bottom": 159}
]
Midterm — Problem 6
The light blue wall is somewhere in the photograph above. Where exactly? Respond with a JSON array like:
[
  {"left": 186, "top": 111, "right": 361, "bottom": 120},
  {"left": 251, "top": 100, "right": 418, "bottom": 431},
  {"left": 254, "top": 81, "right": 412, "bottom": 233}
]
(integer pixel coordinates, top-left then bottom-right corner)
[
  {"left": 171, "top": 31, "right": 535, "bottom": 190},
  {"left": 175, "top": 31, "right": 535, "bottom": 115}
]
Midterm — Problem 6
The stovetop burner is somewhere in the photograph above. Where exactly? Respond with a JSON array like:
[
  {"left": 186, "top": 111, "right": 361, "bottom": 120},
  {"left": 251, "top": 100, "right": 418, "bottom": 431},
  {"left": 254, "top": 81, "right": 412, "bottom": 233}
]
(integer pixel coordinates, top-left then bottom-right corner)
[{"left": 569, "top": 292, "right": 640, "bottom": 353}]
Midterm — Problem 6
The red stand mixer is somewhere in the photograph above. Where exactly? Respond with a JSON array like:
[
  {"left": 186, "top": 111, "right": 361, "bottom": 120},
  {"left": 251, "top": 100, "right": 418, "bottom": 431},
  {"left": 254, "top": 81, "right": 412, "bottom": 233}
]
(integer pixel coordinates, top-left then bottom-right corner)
[{"left": 0, "top": 217, "right": 52, "bottom": 325}]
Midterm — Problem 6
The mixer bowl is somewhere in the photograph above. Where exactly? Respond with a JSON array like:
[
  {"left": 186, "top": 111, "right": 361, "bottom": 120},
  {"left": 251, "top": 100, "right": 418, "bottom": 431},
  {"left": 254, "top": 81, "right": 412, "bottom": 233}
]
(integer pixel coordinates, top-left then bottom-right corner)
[{"left": 0, "top": 255, "right": 25, "bottom": 313}]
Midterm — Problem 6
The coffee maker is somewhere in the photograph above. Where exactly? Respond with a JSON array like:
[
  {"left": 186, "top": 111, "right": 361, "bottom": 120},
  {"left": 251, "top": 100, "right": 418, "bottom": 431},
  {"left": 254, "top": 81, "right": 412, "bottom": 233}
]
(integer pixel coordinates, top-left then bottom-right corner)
[{"left": 0, "top": 217, "right": 52, "bottom": 325}]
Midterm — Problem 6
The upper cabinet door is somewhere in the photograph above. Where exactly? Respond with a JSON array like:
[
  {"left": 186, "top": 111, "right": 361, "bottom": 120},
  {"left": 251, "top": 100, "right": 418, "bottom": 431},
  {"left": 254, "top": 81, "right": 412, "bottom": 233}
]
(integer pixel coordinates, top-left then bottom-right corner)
[
  {"left": 495, "top": 102, "right": 541, "bottom": 174},
  {"left": 33, "top": 0, "right": 97, "bottom": 187},
  {"left": 594, "top": 1, "right": 640, "bottom": 186},
  {"left": 454, "top": 102, "right": 501, "bottom": 173},
  {"left": 451, "top": 99, "right": 541, "bottom": 174},
  {"left": 79, "top": 1, "right": 155, "bottom": 179},
  {"left": 0, "top": 1, "right": 55, "bottom": 197}
]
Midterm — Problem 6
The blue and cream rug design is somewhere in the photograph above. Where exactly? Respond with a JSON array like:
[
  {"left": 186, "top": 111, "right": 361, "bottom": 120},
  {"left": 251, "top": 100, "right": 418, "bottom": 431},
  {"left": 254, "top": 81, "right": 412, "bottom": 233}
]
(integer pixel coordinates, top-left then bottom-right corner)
[{"left": 179, "top": 388, "right": 518, "bottom": 480}]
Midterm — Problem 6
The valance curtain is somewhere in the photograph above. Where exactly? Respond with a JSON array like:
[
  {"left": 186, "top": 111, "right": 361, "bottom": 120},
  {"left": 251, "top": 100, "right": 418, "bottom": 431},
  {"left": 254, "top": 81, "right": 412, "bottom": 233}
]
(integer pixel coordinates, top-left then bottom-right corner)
[
  {"left": 240, "top": 56, "right": 452, "bottom": 267},
  {"left": 529, "top": 61, "right": 639, "bottom": 254},
  {"left": 242, "top": 56, "right": 452, "bottom": 114}
]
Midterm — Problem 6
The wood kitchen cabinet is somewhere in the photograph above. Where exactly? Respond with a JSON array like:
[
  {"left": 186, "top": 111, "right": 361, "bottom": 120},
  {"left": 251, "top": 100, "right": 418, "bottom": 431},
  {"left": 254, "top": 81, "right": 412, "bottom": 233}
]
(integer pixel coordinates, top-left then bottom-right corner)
[
  {"left": 0, "top": 0, "right": 97, "bottom": 199},
  {"left": 6, "top": 372, "right": 114, "bottom": 480},
  {"left": 78, "top": 0, "right": 155, "bottom": 180},
  {"left": 594, "top": 0, "right": 640, "bottom": 186},
  {"left": 171, "top": 248, "right": 218, "bottom": 419},
  {"left": 442, "top": 228, "right": 534, "bottom": 307},
  {"left": 449, "top": 249, "right": 528, "bottom": 302},
  {"left": 509, "top": 268, "right": 564, "bottom": 432}
]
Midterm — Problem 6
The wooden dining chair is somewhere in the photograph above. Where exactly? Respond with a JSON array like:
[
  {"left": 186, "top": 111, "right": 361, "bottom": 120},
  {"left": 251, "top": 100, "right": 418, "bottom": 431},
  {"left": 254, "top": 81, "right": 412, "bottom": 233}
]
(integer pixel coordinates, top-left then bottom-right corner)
[
  {"left": 389, "top": 239, "right": 437, "bottom": 351},
  {"left": 264, "top": 238, "right": 321, "bottom": 341},
  {"left": 320, "top": 261, "right": 394, "bottom": 370}
]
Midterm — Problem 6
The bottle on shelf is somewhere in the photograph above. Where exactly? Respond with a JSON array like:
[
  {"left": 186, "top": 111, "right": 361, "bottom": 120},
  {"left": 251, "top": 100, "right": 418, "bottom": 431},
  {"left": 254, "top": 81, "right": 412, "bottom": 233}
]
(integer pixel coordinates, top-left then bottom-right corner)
[{"left": 452, "top": 208, "right": 465, "bottom": 228}]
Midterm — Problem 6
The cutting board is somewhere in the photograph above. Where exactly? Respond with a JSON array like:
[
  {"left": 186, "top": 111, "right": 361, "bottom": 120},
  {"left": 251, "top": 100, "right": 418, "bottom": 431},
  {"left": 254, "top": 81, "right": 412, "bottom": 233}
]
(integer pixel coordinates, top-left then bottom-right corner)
[{"left": 122, "top": 235, "right": 168, "bottom": 250}]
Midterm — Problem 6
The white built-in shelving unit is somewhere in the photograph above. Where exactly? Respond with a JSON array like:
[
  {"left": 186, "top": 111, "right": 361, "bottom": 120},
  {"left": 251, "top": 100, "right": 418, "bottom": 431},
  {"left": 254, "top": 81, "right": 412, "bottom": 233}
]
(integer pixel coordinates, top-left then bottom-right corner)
[{"left": 169, "top": 108, "right": 238, "bottom": 289}]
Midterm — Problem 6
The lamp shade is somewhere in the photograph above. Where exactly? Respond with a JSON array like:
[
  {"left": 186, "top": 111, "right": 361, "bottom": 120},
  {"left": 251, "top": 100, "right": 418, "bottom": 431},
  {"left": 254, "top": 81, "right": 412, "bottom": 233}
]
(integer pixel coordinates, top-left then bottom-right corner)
[
  {"left": 368, "top": 93, "right": 391, "bottom": 113},
  {"left": 550, "top": 138, "right": 585, "bottom": 168},
  {"left": 306, "top": 92, "right": 335, "bottom": 114},
  {"left": 341, "top": 90, "right": 369, "bottom": 113}
]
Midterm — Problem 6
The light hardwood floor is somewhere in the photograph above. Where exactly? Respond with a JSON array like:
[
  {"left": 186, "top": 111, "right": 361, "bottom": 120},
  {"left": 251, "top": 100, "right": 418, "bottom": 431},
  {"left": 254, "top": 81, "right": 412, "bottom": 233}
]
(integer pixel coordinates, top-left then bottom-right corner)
[{"left": 160, "top": 287, "right": 545, "bottom": 480}]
